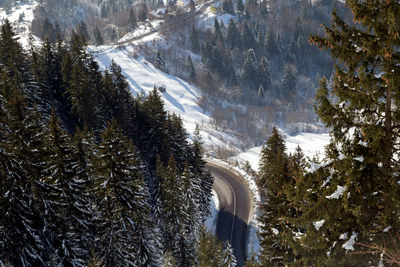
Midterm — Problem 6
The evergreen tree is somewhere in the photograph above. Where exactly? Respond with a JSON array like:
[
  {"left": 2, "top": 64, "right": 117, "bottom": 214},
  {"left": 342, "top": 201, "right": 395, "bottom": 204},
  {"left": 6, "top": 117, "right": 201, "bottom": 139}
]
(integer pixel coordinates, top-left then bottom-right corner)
[
  {"left": 264, "top": 29, "right": 278, "bottom": 57},
  {"left": 155, "top": 50, "right": 165, "bottom": 71},
  {"left": 76, "top": 21, "right": 90, "bottom": 42},
  {"left": 241, "top": 48, "right": 258, "bottom": 90},
  {"left": 93, "top": 26, "right": 104, "bottom": 45},
  {"left": 241, "top": 22, "right": 255, "bottom": 49},
  {"left": 258, "top": 56, "right": 271, "bottom": 91},
  {"left": 280, "top": 64, "right": 297, "bottom": 97},
  {"left": 197, "top": 227, "right": 237, "bottom": 267},
  {"left": 190, "top": 26, "right": 200, "bottom": 53},
  {"left": 128, "top": 8, "right": 137, "bottom": 30},
  {"left": 237, "top": 0, "right": 244, "bottom": 13},
  {"left": 186, "top": 54, "right": 195, "bottom": 81},
  {"left": 257, "top": 127, "right": 294, "bottom": 266},
  {"left": 226, "top": 19, "right": 241, "bottom": 49},
  {"left": 93, "top": 121, "right": 151, "bottom": 266},
  {"left": 222, "top": 0, "right": 235, "bottom": 15},
  {"left": 42, "top": 18, "right": 56, "bottom": 43},
  {"left": 291, "top": 2, "right": 400, "bottom": 265},
  {"left": 43, "top": 110, "right": 92, "bottom": 266}
]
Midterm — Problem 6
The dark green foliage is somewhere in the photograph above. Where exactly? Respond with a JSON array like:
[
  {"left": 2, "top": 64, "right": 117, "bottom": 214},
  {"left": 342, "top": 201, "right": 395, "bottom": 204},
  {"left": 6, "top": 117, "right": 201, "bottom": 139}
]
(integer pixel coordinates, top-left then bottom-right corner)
[
  {"left": 222, "top": 0, "right": 235, "bottom": 15},
  {"left": 76, "top": 20, "right": 90, "bottom": 42},
  {"left": 197, "top": 227, "right": 237, "bottom": 267},
  {"left": 186, "top": 55, "right": 195, "bottom": 81},
  {"left": 128, "top": 8, "right": 137, "bottom": 31},
  {"left": 241, "top": 48, "right": 258, "bottom": 90},
  {"left": 226, "top": 19, "right": 241, "bottom": 49},
  {"left": 190, "top": 26, "right": 200, "bottom": 53},
  {"left": 241, "top": 22, "right": 255, "bottom": 50},
  {"left": 285, "top": 2, "right": 400, "bottom": 265},
  {"left": 0, "top": 20, "right": 213, "bottom": 266},
  {"left": 257, "top": 128, "right": 304, "bottom": 266},
  {"left": 280, "top": 64, "right": 297, "bottom": 97},
  {"left": 155, "top": 50, "right": 165, "bottom": 71},
  {"left": 93, "top": 26, "right": 104, "bottom": 45}
]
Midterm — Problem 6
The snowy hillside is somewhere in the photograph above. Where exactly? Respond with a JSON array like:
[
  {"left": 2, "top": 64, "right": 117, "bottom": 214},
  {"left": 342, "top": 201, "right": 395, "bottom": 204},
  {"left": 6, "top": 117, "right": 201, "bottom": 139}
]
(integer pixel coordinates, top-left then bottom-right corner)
[
  {"left": 0, "top": 0, "right": 38, "bottom": 46},
  {"left": 90, "top": 44, "right": 241, "bottom": 149}
]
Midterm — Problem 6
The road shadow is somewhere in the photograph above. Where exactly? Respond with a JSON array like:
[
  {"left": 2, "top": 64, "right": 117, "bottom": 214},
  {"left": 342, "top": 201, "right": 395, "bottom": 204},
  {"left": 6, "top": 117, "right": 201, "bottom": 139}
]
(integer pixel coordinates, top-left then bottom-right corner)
[{"left": 216, "top": 208, "right": 248, "bottom": 267}]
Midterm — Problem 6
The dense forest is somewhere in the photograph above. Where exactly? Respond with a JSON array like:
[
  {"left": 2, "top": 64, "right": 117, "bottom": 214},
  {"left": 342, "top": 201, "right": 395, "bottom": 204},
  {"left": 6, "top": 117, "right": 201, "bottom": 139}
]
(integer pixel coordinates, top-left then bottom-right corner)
[{"left": 0, "top": 19, "right": 237, "bottom": 266}]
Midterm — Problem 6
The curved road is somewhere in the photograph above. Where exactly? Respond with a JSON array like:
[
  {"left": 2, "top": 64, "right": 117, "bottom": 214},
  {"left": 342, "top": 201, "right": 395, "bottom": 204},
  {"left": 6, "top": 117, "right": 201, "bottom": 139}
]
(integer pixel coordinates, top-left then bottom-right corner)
[{"left": 206, "top": 164, "right": 251, "bottom": 267}]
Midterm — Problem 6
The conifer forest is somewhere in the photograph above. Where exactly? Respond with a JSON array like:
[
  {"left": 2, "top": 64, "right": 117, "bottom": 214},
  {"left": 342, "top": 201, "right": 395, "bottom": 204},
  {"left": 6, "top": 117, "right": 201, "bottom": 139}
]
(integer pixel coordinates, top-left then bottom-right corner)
[{"left": 1, "top": 0, "right": 400, "bottom": 266}]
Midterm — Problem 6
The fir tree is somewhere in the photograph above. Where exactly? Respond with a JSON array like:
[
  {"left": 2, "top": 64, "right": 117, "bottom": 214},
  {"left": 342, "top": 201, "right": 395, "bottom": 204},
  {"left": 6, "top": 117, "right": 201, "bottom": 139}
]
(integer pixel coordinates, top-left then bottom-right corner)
[
  {"left": 257, "top": 127, "right": 295, "bottom": 266},
  {"left": 237, "top": 0, "right": 244, "bottom": 13},
  {"left": 258, "top": 56, "right": 271, "bottom": 91},
  {"left": 186, "top": 54, "right": 195, "bottom": 81},
  {"left": 190, "top": 26, "right": 200, "bottom": 53},
  {"left": 280, "top": 64, "right": 297, "bottom": 98},
  {"left": 128, "top": 8, "right": 137, "bottom": 30},
  {"left": 226, "top": 19, "right": 241, "bottom": 49},
  {"left": 93, "top": 120, "right": 150, "bottom": 266},
  {"left": 93, "top": 26, "right": 104, "bottom": 45},
  {"left": 76, "top": 20, "right": 90, "bottom": 42},
  {"left": 291, "top": 2, "right": 400, "bottom": 265},
  {"left": 155, "top": 50, "right": 165, "bottom": 71},
  {"left": 241, "top": 48, "right": 258, "bottom": 90},
  {"left": 241, "top": 22, "right": 255, "bottom": 49}
]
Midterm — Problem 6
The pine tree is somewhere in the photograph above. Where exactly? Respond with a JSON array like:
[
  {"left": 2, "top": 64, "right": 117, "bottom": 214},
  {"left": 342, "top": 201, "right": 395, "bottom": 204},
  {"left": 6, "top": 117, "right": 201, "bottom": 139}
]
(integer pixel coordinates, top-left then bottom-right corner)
[
  {"left": 155, "top": 50, "right": 165, "bottom": 71},
  {"left": 257, "top": 84, "right": 264, "bottom": 97},
  {"left": 186, "top": 54, "right": 195, "bottom": 81},
  {"left": 291, "top": 2, "right": 400, "bottom": 265},
  {"left": 237, "top": 0, "right": 244, "bottom": 13},
  {"left": 280, "top": 64, "right": 297, "bottom": 98},
  {"left": 197, "top": 227, "right": 237, "bottom": 267},
  {"left": 190, "top": 26, "right": 200, "bottom": 53},
  {"left": 93, "top": 26, "right": 104, "bottom": 45},
  {"left": 264, "top": 29, "right": 278, "bottom": 57},
  {"left": 93, "top": 120, "right": 151, "bottom": 266},
  {"left": 76, "top": 20, "right": 90, "bottom": 42},
  {"left": 241, "top": 48, "right": 258, "bottom": 90},
  {"left": 226, "top": 19, "right": 241, "bottom": 49},
  {"left": 43, "top": 110, "right": 92, "bottom": 266},
  {"left": 258, "top": 56, "right": 271, "bottom": 91},
  {"left": 257, "top": 127, "right": 295, "bottom": 266},
  {"left": 241, "top": 22, "right": 255, "bottom": 49},
  {"left": 128, "top": 8, "right": 137, "bottom": 30},
  {"left": 222, "top": 0, "right": 235, "bottom": 15}
]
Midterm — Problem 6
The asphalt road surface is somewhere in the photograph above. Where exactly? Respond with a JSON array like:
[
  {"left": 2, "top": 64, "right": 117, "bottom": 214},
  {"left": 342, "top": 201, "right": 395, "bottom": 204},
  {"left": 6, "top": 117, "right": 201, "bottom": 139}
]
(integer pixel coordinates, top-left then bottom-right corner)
[{"left": 206, "top": 164, "right": 251, "bottom": 267}]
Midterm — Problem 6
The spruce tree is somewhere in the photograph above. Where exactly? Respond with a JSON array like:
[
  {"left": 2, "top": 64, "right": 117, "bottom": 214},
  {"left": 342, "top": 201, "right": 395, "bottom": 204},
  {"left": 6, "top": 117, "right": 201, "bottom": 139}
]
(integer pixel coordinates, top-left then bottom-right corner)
[
  {"left": 291, "top": 2, "right": 400, "bottom": 265},
  {"left": 226, "top": 19, "right": 241, "bottom": 49},
  {"left": 241, "top": 22, "right": 255, "bottom": 49},
  {"left": 190, "top": 26, "right": 200, "bottom": 53},
  {"left": 128, "top": 8, "right": 137, "bottom": 31},
  {"left": 241, "top": 48, "right": 258, "bottom": 90},
  {"left": 186, "top": 54, "right": 195, "bottom": 81},
  {"left": 258, "top": 56, "right": 271, "bottom": 91},
  {"left": 93, "top": 26, "right": 104, "bottom": 45},
  {"left": 93, "top": 120, "right": 150, "bottom": 266},
  {"left": 257, "top": 127, "right": 294, "bottom": 266}
]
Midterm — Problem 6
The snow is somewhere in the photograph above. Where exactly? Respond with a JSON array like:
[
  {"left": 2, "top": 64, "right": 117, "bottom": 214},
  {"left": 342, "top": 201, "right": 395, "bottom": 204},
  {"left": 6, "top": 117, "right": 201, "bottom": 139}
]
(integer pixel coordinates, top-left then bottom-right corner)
[
  {"left": 271, "top": 228, "right": 279, "bottom": 235},
  {"left": 90, "top": 44, "right": 213, "bottom": 138},
  {"left": 326, "top": 185, "right": 346, "bottom": 199},
  {"left": 383, "top": 226, "right": 392, "bottom": 232},
  {"left": 234, "top": 131, "right": 330, "bottom": 171},
  {"left": 205, "top": 190, "right": 219, "bottom": 234},
  {"left": 342, "top": 232, "right": 357, "bottom": 251},
  {"left": 196, "top": 3, "right": 235, "bottom": 31},
  {"left": 313, "top": 219, "right": 325, "bottom": 231},
  {"left": 0, "top": 0, "right": 39, "bottom": 48}
]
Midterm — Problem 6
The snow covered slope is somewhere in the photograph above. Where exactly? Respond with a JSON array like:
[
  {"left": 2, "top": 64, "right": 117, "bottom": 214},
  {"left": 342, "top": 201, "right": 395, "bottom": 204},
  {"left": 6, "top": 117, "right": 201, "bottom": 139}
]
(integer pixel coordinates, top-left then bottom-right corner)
[
  {"left": 90, "top": 44, "right": 213, "bottom": 139},
  {"left": 0, "top": 0, "right": 38, "bottom": 47}
]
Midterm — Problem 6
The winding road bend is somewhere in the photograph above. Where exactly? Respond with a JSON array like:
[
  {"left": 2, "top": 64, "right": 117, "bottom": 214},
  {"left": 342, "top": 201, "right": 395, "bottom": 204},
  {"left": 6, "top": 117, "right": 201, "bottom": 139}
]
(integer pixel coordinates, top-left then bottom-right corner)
[{"left": 206, "top": 164, "right": 251, "bottom": 267}]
